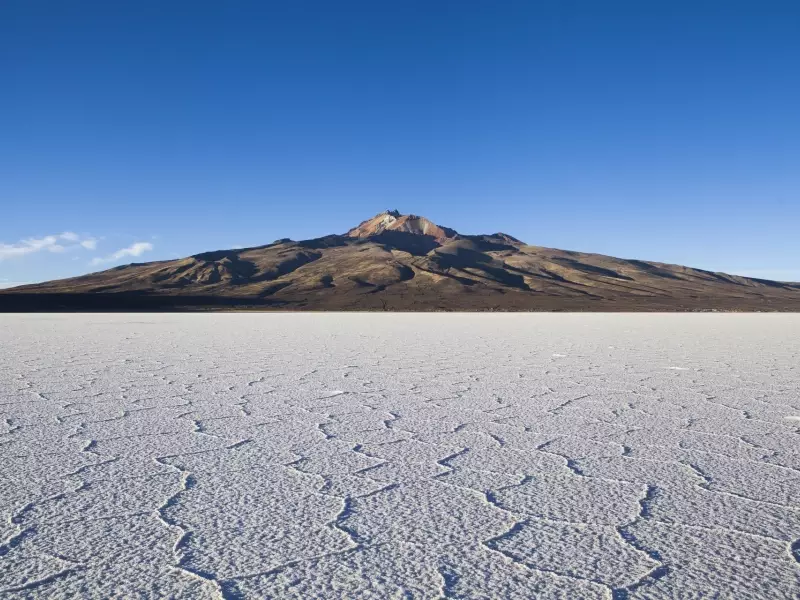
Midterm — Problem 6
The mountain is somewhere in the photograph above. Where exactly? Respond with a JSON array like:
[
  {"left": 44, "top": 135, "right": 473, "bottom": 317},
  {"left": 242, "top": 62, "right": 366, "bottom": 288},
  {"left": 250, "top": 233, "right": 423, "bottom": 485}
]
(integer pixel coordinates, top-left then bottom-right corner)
[{"left": 2, "top": 211, "right": 799, "bottom": 311}]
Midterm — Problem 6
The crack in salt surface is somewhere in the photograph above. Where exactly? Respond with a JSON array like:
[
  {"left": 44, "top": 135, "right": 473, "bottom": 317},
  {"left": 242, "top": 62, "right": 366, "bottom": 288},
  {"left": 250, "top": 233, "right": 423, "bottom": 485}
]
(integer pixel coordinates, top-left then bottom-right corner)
[
  {"left": 329, "top": 497, "right": 361, "bottom": 549},
  {"left": 790, "top": 538, "right": 800, "bottom": 565},
  {"left": 483, "top": 520, "right": 618, "bottom": 597},
  {"left": 612, "top": 485, "right": 669, "bottom": 599},
  {"left": 681, "top": 461, "right": 800, "bottom": 510},
  {"left": 535, "top": 440, "right": 586, "bottom": 476},
  {"left": 437, "top": 561, "right": 460, "bottom": 598},
  {"left": 0, "top": 566, "right": 87, "bottom": 593},
  {"left": 152, "top": 457, "right": 233, "bottom": 599}
]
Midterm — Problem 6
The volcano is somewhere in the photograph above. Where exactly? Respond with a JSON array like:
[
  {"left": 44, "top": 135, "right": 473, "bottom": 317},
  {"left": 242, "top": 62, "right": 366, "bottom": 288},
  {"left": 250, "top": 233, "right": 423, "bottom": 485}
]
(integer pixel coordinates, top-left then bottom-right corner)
[{"left": 2, "top": 211, "right": 799, "bottom": 311}]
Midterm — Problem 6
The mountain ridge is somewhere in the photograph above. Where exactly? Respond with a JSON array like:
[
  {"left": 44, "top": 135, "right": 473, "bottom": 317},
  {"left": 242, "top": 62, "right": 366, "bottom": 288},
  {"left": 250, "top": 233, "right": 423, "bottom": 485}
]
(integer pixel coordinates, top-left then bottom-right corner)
[{"left": 2, "top": 211, "right": 799, "bottom": 311}]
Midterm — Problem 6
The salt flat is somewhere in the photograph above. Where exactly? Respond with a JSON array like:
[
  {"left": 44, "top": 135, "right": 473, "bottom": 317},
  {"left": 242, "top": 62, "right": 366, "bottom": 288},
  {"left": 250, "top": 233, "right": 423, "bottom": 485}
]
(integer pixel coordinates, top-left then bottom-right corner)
[{"left": 1, "top": 313, "right": 799, "bottom": 599}]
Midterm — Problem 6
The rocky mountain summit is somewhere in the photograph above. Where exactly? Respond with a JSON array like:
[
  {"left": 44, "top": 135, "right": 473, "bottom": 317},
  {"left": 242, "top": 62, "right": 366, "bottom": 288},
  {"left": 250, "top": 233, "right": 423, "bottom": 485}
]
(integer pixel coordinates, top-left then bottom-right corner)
[{"left": 347, "top": 210, "right": 459, "bottom": 243}]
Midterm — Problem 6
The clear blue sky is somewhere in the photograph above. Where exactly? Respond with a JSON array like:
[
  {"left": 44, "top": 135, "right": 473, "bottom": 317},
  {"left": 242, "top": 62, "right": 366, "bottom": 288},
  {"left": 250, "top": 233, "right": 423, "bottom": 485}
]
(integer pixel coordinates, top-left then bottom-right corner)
[{"left": 2, "top": 0, "right": 799, "bottom": 287}]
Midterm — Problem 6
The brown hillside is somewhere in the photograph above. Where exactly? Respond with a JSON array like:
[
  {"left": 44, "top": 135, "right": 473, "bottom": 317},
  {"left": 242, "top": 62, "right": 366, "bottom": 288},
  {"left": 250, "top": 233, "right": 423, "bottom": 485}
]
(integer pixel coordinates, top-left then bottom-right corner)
[{"left": 3, "top": 211, "right": 799, "bottom": 311}]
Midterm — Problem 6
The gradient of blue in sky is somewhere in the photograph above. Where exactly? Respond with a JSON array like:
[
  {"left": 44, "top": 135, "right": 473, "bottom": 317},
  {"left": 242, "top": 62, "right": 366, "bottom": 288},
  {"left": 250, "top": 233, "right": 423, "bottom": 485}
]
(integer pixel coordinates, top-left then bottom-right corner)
[{"left": 1, "top": 0, "right": 799, "bottom": 286}]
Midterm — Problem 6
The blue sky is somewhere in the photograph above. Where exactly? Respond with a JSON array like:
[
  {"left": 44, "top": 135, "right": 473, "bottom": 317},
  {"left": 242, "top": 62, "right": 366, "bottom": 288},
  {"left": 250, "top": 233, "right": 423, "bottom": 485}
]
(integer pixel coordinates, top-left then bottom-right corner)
[{"left": 2, "top": 0, "right": 799, "bottom": 287}]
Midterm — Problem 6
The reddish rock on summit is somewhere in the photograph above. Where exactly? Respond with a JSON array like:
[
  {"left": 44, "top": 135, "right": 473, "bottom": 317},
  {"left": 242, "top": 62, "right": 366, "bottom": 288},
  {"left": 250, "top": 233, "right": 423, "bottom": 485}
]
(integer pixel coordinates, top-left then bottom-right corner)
[{"left": 347, "top": 210, "right": 458, "bottom": 243}]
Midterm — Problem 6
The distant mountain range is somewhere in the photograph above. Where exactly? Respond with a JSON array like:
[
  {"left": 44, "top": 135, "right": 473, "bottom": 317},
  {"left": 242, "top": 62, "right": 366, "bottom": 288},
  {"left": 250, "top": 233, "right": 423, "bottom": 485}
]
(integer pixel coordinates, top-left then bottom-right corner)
[{"left": 3, "top": 211, "right": 799, "bottom": 311}]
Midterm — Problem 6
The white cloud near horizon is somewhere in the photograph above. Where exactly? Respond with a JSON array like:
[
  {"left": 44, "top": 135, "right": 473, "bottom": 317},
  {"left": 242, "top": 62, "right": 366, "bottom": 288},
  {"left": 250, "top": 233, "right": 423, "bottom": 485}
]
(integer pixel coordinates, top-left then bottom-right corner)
[
  {"left": 0, "top": 232, "right": 98, "bottom": 261},
  {"left": 91, "top": 242, "right": 153, "bottom": 266}
]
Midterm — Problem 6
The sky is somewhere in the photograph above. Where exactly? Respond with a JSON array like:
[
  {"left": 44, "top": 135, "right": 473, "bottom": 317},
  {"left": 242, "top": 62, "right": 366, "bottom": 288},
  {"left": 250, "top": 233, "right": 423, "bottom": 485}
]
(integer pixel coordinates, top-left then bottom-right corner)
[{"left": 2, "top": 0, "right": 799, "bottom": 287}]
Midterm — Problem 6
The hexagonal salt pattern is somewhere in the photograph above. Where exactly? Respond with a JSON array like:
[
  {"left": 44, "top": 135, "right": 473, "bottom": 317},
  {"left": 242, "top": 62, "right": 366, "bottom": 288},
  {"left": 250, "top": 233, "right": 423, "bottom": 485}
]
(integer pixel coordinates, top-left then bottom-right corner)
[{"left": 1, "top": 313, "right": 799, "bottom": 599}]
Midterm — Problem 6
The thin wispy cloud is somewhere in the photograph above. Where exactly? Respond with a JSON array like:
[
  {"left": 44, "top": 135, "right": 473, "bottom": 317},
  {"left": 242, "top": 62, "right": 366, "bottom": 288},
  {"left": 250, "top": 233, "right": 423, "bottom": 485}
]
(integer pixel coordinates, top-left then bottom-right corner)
[
  {"left": 91, "top": 242, "right": 153, "bottom": 266},
  {"left": 0, "top": 232, "right": 97, "bottom": 261}
]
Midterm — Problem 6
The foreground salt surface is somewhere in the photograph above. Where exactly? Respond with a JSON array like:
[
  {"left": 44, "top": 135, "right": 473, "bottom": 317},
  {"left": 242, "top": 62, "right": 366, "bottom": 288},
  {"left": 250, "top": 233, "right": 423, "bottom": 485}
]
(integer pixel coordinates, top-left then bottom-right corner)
[{"left": 1, "top": 314, "right": 799, "bottom": 599}]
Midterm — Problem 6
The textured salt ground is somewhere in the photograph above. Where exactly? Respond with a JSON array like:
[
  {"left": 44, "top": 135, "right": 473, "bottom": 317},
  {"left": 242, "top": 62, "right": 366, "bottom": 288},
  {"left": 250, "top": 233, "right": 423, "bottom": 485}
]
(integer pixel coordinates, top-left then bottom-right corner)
[{"left": 1, "top": 313, "right": 799, "bottom": 600}]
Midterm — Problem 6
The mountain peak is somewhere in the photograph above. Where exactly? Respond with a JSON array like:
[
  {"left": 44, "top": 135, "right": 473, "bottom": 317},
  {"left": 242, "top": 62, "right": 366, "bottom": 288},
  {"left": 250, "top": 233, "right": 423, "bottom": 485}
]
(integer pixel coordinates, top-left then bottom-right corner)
[{"left": 347, "top": 211, "right": 458, "bottom": 243}]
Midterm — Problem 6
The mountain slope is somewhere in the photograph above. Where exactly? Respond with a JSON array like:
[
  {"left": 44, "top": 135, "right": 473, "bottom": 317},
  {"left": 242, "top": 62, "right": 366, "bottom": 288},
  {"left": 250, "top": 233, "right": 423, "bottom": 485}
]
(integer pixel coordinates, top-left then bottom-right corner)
[{"left": 3, "top": 211, "right": 799, "bottom": 311}]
